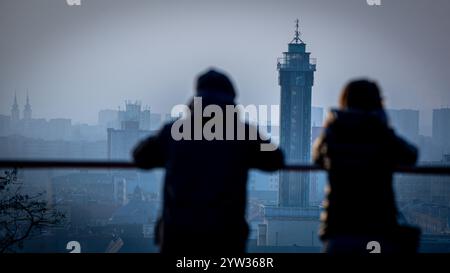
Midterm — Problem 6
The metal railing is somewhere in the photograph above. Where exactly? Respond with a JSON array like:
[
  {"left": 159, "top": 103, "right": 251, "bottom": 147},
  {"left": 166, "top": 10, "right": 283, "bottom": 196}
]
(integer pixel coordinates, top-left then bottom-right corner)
[
  {"left": 277, "top": 56, "right": 316, "bottom": 71},
  {"left": 0, "top": 159, "right": 449, "bottom": 175}
]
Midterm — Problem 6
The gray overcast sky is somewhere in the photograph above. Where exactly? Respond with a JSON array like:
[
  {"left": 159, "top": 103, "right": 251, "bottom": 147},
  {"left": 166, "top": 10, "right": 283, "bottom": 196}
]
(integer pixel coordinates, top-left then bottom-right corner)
[{"left": 1, "top": 0, "right": 449, "bottom": 135}]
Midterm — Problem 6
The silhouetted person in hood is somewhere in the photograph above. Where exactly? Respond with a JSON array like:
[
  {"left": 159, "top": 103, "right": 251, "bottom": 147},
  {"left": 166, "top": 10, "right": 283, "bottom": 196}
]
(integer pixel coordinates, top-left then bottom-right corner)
[
  {"left": 313, "top": 79, "right": 419, "bottom": 253},
  {"left": 133, "top": 69, "right": 284, "bottom": 254}
]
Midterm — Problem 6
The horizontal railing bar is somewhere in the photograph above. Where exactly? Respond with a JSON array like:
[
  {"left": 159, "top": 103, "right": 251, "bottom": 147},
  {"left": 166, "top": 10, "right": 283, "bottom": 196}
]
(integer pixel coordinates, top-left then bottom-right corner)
[
  {"left": 0, "top": 160, "right": 449, "bottom": 175},
  {"left": 0, "top": 160, "right": 136, "bottom": 169}
]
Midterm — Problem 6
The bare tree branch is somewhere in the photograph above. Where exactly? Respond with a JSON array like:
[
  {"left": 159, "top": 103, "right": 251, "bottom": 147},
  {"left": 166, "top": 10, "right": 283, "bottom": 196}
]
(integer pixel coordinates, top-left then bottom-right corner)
[{"left": 0, "top": 169, "right": 65, "bottom": 253}]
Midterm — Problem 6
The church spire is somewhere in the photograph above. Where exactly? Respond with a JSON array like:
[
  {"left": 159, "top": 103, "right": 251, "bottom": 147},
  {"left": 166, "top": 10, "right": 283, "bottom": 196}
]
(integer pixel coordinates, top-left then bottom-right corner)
[
  {"left": 23, "top": 89, "right": 32, "bottom": 120},
  {"left": 13, "top": 92, "right": 18, "bottom": 107},
  {"left": 11, "top": 91, "right": 20, "bottom": 121}
]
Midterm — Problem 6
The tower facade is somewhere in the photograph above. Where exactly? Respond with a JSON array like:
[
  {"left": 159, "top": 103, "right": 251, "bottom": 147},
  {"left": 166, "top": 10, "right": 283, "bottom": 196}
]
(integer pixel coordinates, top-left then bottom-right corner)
[
  {"left": 23, "top": 93, "right": 32, "bottom": 120},
  {"left": 277, "top": 20, "right": 316, "bottom": 207},
  {"left": 11, "top": 93, "right": 20, "bottom": 121}
]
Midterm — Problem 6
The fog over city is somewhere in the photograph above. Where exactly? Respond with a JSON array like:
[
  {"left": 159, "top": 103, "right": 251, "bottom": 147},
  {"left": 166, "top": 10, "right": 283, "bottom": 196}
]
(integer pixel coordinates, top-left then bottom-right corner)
[
  {"left": 1, "top": 0, "right": 450, "bottom": 256},
  {"left": 1, "top": 0, "right": 450, "bottom": 136}
]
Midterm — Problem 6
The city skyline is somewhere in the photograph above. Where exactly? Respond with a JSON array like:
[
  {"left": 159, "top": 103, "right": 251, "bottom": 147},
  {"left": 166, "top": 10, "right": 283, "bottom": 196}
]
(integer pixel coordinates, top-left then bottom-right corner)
[
  {"left": 1, "top": 1, "right": 450, "bottom": 256},
  {"left": 1, "top": 0, "right": 450, "bottom": 136},
  {"left": 2, "top": 91, "right": 445, "bottom": 138}
]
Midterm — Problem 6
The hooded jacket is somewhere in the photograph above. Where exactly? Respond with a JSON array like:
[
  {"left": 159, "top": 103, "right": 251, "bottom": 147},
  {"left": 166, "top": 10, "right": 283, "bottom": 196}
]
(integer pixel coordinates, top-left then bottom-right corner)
[{"left": 133, "top": 93, "right": 284, "bottom": 253}]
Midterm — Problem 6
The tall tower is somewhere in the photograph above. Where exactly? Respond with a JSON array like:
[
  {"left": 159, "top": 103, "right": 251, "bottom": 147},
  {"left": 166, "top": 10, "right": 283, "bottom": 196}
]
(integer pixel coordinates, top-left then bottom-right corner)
[
  {"left": 277, "top": 19, "right": 316, "bottom": 207},
  {"left": 258, "top": 20, "right": 320, "bottom": 248},
  {"left": 11, "top": 93, "right": 20, "bottom": 121},
  {"left": 23, "top": 91, "right": 32, "bottom": 120}
]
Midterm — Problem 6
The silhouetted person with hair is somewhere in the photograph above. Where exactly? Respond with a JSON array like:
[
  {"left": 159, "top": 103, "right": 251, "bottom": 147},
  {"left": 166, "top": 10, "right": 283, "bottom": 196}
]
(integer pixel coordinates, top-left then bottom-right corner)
[
  {"left": 313, "top": 79, "right": 420, "bottom": 253},
  {"left": 133, "top": 69, "right": 284, "bottom": 254}
]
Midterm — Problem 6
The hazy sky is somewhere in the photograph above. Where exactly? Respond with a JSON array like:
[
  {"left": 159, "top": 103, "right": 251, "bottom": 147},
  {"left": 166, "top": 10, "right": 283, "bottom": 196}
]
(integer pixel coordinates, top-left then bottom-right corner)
[{"left": 1, "top": 0, "right": 449, "bottom": 135}]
